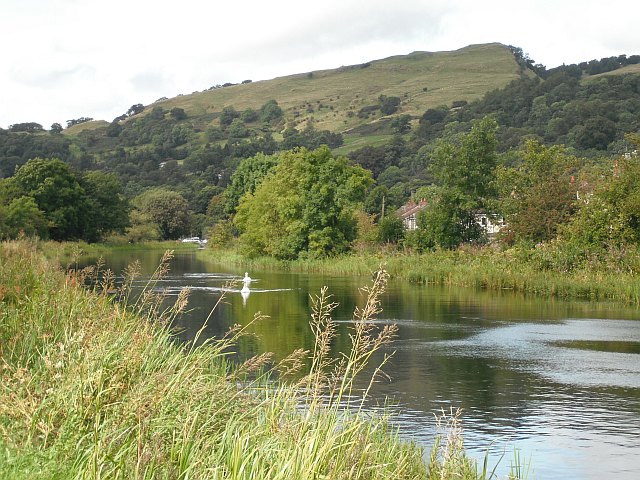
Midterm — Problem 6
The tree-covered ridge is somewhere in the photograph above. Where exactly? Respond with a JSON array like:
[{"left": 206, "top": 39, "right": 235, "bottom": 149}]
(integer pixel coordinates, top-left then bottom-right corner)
[{"left": 417, "top": 69, "right": 640, "bottom": 153}]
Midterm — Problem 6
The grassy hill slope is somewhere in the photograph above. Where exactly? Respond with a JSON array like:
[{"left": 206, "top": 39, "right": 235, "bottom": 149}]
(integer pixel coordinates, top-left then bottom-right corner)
[
  {"left": 153, "top": 43, "right": 524, "bottom": 134},
  {"left": 59, "top": 43, "right": 528, "bottom": 155},
  {"left": 588, "top": 63, "right": 640, "bottom": 78}
]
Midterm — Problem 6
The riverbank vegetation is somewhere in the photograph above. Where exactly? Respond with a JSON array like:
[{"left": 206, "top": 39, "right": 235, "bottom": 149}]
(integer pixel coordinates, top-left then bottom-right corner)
[
  {"left": 199, "top": 243, "right": 640, "bottom": 305},
  {"left": 2, "top": 239, "right": 526, "bottom": 479},
  {"left": 196, "top": 132, "right": 640, "bottom": 305}
]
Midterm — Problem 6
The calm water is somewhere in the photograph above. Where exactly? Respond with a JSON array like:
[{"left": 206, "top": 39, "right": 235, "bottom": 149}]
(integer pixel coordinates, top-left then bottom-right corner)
[{"left": 86, "top": 250, "right": 640, "bottom": 479}]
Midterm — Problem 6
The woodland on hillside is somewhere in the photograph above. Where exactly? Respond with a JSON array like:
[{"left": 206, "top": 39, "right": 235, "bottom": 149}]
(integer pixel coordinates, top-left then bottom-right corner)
[{"left": 1, "top": 47, "right": 640, "bottom": 267}]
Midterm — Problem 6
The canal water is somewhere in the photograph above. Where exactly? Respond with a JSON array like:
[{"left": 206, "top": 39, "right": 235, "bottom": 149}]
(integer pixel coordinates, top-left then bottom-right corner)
[{"left": 85, "top": 249, "right": 640, "bottom": 479}]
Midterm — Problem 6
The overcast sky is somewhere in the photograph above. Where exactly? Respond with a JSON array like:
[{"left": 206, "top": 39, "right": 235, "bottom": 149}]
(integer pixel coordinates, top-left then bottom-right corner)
[{"left": 1, "top": 0, "right": 637, "bottom": 129}]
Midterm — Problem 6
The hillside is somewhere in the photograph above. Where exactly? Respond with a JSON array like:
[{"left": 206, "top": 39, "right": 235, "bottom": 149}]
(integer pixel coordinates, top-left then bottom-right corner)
[
  {"left": 153, "top": 43, "right": 523, "bottom": 131},
  {"left": 63, "top": 43, "right": 525, "bottom": 145}
]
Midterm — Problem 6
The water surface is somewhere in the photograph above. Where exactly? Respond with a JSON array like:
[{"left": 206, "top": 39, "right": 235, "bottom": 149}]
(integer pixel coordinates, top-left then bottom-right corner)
[{"left": 86, "top": 250, "right": 640, "bottom": 479}]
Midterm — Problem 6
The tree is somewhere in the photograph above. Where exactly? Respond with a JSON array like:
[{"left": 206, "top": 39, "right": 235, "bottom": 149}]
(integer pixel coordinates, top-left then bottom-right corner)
[
  {"left": 228, "top": 118, "right": 249, "bottom": 138},
  {"left": 391, "top": 114, "right": 412, "bottom": 134},
  {"left": 424, "top": 116, "right": 499, "bottom": 248},
  {"left": 206, "top": 192, "right": 227, "bottom": 224},
  {"left": 430, "top": 116, "right": 498, "bottom": 200},
  {"left": 241, "top": 108, "right": 259, "bottom": 123},
  {"left": 11, "top": 157, "right": 88, "bottom": 240},
  {"left": 364, "top": 185, "right": 389, "bottom": 216},
  {"left": 414, "top": 186, "right": 479, "bottom": 250},
  {"left": 167, "top": 124, "right": 193, "bottom": 147},
  {"left": 170, "top": 107, "right": 187, "bottom": 120},
  {"left": 570, "top": 116, "right": 617, "bottom": 150},
  {"left": 220, "top": 106, "right": 239, "bottom": 127},
  {"left": 224, "top": 152, "right": 279, "bottom": 214},
  {"left": 348, "top": 145, "right": 388, "bottom": 178},
  {"left": 80, "top": 171, "right": 130, "bottom": 242},
  {"left": 132, "top": 188, "right": 191, "bottom": 240},
  {"left": 563, "top": 136, "right": 640, "bottom": 252},
  {"left": 127, "top": 103, "right": 145, "bottom": 117},
  {"left": 50, "top": 123, "right": 63, "bottom": 134},
  {"left": 377, "top": 166, "right": 406, "bottom": 189},
  {"left": 0, "top": 196, "right": 48, "bottom": 240},
  {"left": 234, "top": 146, "right": 372, "bottom": 259},
  {"left": 9, "top": 122, "right": 44, "bottom": 133},
  {"left": 280, "top": 125, "right": 343, "bottom": 151},
  {"left": 66, "top": 117, "right": 93, "bottom": 128},
  {"left": 260, "top": 100, "right": 283, "bottom": 123},
  {"left": 497, "top": 140, "right": 578, "bottom": 244},
  {"left": 378, "top": 95, "right": 401, "bottom": 115},
  {"left": 377, "top": 215, "right": 404, "bottom": 244},
  {"left": 189, "top": 184, "right": 223, "bottom": 215},
  {"left": 106, "top": 120, "right": 123, "bottom": 137}
]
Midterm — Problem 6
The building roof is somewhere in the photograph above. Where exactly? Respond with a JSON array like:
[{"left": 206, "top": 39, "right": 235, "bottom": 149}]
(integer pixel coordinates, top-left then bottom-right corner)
[{"left": 396, "top": 199, "right": 428, "bottom": 219}]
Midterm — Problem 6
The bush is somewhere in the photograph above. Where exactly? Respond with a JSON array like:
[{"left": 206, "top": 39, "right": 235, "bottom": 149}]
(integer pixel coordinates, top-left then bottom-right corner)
[
  {"left": 377, "top": 216, "right": 405, "bottom": 244},
  {"left": 206, "top": 221, "right": 235, "bottom": 248},
  {"left": 379, "top": 95, "right": 401, "bottom": 115},
  {"left": 260, "top": 100, "right": 283, "bottom": 123}
]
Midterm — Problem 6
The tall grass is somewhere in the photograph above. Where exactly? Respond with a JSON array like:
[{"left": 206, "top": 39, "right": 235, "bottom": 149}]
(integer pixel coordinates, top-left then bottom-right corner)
[{"left": 1, "top": 239, "right": 528, "bottom": 479}]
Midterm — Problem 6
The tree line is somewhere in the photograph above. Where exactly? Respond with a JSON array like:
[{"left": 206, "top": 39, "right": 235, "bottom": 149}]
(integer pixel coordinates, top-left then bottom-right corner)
[{"left": 2, "top": 126, "right": 640, "bottom": 271}]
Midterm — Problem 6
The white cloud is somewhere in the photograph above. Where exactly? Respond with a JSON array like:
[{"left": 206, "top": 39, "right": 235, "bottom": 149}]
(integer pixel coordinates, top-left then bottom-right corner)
[{"left": 0, "top": 0, "right": 637, "bottom": 128}]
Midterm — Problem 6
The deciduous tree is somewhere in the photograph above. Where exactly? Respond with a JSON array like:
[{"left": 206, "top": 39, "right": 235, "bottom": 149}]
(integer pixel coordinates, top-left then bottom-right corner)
[
  {"left": 11, "top": 157, "right": 88, "bottom": 240},
  {"left": 224, "top": 152, "right": 279, "bottom": 214},
  {"left": 80, "top": 171, "right": 130, "bottom": 242},
  {"left": 422, "top": 116, "right": 499, "bottom": 248},
  {"left": 563, "top": 135, "right": 640, "bottom": 252},
  {"left": 132, "top": 188, "right": 191, "bottom": 240},
  {"left": 0, "top": 196, "right": 48, "bottom": 239},
  {"left": 497, "top": 140, "right": 578, "bottom": 244},
  {"left": 234, "top": 146, "right": 372, "bottom": 259}
]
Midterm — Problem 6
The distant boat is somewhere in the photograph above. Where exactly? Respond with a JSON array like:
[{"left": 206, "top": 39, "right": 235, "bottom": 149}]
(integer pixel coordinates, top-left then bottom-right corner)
[
  {"left": 181, "top": 237, "right": 208, "bottom": 247},
  {"left": 181, "top": 236, "right": 202, "bottom": 244}
]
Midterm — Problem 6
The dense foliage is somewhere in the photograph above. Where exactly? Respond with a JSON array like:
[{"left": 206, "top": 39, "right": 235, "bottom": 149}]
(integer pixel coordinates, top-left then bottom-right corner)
[
  {"left": 497, "top": 141, "right": 579, "bottom": 244},
  {"left": 406, "top": 117, "right": 498, "bottom": 250},
  {"left": 0, "top": 158, "right": 128, "bottom": 241},
  {"left": 234, "top": 147, "right": 372, "bottom": 259},
  {"left": 418, "top": 71, "right": 640, "bottom": 153}
]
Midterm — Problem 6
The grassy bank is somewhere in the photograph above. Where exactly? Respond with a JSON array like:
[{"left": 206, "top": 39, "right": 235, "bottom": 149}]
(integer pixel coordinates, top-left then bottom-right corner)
[
  {"left": 1, "top": 240, "right": 512, "bottom": 479},
  {"left": 199, "top": 246, "right": 640, "bottom": 306}
]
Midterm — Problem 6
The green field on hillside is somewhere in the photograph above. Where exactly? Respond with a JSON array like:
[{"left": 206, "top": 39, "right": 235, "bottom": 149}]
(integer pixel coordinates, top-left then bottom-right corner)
[{"left": 154, "top": 43, "right": 523, "bottom": 132}]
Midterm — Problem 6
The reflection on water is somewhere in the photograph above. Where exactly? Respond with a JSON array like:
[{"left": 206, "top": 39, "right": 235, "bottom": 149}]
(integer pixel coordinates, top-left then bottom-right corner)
[
  {"left": 550, "top": 339, "right": 640, "bottom": 354},
  {"left": 82, "top": 250, "right": 640, "bottom": 480}
]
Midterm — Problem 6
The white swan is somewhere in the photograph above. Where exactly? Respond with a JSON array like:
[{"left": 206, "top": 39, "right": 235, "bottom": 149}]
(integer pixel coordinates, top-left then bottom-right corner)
[{"left": 241, "top": 272, "right": 251, "bottom": 293}]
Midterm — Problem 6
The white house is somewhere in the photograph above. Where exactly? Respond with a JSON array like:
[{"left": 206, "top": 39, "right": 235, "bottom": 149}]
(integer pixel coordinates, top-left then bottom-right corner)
[
  {"left": 473, "top": 212, "right": 505, "bottom": 237},
  {"left": 396, "top": 199, "right": 428, "bottom": 230},
  {"left": 396, "top": 200, "right": 506, "bottom": 237}
]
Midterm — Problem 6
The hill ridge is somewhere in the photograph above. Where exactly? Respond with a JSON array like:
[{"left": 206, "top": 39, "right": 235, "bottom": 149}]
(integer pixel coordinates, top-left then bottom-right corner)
[{"left": 64, "top": 43, "right": 524, "bottom": 139}]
